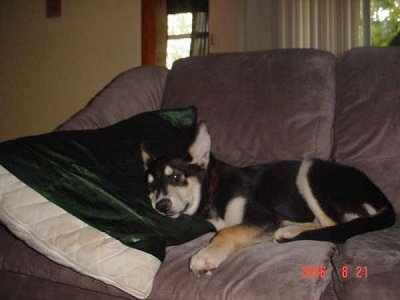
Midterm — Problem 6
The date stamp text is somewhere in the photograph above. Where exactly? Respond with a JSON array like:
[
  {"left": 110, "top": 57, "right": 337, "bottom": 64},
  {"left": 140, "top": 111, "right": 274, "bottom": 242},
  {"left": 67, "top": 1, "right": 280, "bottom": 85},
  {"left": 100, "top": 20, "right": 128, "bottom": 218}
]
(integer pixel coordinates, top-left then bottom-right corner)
[{"left": 301, "top": 265, "right": 368, "bottom": 279}]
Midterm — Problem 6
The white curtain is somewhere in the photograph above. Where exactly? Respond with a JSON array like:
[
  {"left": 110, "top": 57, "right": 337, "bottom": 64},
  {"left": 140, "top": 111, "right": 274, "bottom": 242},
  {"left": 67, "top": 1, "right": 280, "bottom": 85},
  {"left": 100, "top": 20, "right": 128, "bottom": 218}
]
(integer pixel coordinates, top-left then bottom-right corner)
[
  {"left": 243, "top": 0, "right": 362, "bottom": 55},
  {"left": 191, "top": 11, "right": 209, "bottom": 56}
]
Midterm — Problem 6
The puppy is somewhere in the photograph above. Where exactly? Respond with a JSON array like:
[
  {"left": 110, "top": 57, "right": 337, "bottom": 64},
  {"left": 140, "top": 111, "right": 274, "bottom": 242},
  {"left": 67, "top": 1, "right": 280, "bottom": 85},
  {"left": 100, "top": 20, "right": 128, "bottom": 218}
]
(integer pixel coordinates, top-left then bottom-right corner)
[{"left": 142, "top": 122, "right": 395, "bottom": 276}]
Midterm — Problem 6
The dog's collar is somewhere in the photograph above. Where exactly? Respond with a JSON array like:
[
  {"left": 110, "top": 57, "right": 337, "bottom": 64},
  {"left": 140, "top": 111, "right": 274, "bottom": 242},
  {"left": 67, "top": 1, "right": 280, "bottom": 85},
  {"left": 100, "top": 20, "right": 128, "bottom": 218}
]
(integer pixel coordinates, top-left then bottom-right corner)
[
  {"left": 198, "top": 168, "right": 218, "bottom": 218},
  {"left": 208, "top": 168, "right": 219, "bottom": 198}
]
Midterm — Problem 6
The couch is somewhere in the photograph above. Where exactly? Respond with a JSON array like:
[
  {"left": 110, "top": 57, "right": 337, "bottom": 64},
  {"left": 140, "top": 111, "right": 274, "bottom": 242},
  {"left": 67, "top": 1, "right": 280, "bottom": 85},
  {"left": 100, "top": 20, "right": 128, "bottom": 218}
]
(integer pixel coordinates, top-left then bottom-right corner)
[{"left": 1, "top": 47, "right": 399, "bottom": 299}]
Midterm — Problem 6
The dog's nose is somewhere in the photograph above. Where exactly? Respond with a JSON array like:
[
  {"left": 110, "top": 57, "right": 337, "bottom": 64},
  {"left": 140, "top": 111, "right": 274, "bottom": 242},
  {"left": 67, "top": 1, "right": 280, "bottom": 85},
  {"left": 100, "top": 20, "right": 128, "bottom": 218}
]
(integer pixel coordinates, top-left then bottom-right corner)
[{"left": 156, "top": 198, "right": 172, "bottom": 214}]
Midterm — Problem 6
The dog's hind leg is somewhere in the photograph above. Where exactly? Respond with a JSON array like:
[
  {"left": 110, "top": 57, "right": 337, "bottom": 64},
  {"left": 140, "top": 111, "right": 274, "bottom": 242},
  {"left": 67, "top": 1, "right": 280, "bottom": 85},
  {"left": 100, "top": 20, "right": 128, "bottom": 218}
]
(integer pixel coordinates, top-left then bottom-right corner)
[{"left": 189, "top": 225, "right": 268, "bottom": 276}]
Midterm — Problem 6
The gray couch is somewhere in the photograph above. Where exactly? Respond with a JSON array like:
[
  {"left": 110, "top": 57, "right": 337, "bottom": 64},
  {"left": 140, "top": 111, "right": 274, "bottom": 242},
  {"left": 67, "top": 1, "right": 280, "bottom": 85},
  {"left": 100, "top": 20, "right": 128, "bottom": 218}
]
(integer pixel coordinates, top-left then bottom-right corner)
[{"left": 1, "top": 47, "right": 399, "bottom": 299}]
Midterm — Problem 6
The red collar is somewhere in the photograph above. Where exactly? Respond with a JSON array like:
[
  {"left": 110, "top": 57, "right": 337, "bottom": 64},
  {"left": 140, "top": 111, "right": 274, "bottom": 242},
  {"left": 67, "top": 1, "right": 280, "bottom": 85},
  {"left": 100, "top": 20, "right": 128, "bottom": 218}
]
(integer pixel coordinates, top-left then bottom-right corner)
[
  {"left": 198, "top": 168, "right": 219, "bottom": 218},
  {"left": 208, "top": 168, "right": 218, "bottom": 198}
]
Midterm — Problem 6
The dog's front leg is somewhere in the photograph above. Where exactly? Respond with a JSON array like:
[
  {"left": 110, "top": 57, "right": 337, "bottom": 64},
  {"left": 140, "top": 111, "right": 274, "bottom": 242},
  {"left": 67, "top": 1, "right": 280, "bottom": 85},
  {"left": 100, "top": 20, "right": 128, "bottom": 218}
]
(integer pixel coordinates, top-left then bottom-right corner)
[{"left": 189, "top": 225, "right": 266, "bottom": 276}]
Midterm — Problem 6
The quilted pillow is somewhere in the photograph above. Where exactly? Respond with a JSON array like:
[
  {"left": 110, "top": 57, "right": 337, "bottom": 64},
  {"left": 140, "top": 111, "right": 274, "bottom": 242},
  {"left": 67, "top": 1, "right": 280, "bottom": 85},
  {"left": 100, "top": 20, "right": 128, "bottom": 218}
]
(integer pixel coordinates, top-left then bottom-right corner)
[
  {"left": 0, "top": 107, "right": 213, "bottom": 298},
  {"left": 0, "top": 165, "right": 159, "bottom": 298}
]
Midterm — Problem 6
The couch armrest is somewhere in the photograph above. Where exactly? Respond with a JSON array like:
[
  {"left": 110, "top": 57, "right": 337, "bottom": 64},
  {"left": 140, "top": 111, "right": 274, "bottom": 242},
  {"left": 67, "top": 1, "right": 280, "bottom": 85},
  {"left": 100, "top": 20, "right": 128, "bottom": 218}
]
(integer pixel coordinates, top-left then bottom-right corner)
[{"left": 57, "top": 66, "right": 168, "bottom": 131}]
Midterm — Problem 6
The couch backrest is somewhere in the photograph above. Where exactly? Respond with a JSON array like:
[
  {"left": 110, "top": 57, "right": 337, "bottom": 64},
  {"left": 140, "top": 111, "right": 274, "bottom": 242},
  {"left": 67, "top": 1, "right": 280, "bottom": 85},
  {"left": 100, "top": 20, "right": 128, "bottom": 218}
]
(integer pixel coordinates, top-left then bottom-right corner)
[
  {"left": 334, "top": 47, "right": 400, "bottom": 211},
  {"left": 58, "top": 66, "right": 168, "bottom": 131},
  {"left": 162, "top": 49, "right": 336, "bottom": 166}
]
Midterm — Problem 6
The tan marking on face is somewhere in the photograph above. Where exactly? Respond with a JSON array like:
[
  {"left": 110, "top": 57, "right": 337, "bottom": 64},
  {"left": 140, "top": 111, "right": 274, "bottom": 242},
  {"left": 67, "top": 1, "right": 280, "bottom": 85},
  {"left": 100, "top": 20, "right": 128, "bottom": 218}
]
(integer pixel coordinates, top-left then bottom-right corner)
[
  {"left": 147, "top": 174, "right": 154, "bottom": 184},
  {"left": 162, "top": 176, "right": 201, "bottom": 217},
  {"left": 164, "top": 165, "right": 173, "bottom": 176},
  {"left": 149, "top": 192, "right": 156, "bottom": 202}
]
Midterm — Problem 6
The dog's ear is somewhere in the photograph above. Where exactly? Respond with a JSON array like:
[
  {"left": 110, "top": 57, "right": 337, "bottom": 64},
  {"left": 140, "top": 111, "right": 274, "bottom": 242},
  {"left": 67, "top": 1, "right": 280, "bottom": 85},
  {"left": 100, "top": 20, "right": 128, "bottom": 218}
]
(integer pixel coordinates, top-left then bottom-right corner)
[
  {"left": 140, "top": 142, "right": 154, "bottom": 171},
  {"left": 189, "top": 121, "right": 211, "bottom": 168}
]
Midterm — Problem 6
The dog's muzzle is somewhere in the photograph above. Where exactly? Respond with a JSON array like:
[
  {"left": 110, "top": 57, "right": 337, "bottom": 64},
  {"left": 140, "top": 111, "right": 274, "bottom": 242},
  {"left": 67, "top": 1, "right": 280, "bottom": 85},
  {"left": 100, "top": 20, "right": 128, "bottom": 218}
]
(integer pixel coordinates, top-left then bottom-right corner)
[{"left": 156, "top": 198, "right": 172, "bottom": 214}]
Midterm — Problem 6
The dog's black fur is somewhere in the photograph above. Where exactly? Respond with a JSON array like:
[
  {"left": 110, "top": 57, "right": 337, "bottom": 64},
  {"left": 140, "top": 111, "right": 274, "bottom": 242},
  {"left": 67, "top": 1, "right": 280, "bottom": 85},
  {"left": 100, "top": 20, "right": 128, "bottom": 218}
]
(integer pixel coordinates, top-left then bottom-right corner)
[{"left": 142, "top": 122, "right": 395, "bottom": 275}]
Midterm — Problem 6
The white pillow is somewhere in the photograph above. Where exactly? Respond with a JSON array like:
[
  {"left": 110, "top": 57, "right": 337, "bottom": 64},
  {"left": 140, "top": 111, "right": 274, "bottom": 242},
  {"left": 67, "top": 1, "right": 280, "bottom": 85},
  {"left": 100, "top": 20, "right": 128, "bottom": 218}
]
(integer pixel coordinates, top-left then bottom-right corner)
[{"left": 0, "top": 164, "right": 160, "bottom": 299}]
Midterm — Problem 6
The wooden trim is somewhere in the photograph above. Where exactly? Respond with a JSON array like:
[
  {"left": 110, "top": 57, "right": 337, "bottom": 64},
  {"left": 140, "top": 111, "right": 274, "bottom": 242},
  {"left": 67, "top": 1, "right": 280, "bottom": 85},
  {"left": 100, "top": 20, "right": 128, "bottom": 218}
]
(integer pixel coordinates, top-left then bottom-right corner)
[
  {"left": 141, "top": 0, "right": 166, "bottom": 66},
  {"left": 46, "top": 0, "right": 62, "bottom": 18},
  {"left": 168, "top": 34, "right": 192, "bottom": 39},
  {"left": 141, "top": 0, "right": 155, "bottom": 65}
]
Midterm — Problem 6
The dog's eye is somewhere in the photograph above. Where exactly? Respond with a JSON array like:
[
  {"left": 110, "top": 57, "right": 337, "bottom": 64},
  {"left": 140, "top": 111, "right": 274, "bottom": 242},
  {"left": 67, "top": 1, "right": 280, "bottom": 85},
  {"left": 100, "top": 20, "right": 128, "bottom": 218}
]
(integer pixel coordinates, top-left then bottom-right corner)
[{"left": 170, "top": 173, "right": 181, "bottom": 184}]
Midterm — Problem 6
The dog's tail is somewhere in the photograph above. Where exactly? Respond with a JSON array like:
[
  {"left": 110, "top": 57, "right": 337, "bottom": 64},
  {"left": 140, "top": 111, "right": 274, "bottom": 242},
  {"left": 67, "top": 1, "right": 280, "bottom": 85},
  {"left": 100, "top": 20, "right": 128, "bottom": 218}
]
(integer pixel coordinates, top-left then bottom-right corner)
[{"left": 284, "top": 205, "right": 396, "bottom": 243}]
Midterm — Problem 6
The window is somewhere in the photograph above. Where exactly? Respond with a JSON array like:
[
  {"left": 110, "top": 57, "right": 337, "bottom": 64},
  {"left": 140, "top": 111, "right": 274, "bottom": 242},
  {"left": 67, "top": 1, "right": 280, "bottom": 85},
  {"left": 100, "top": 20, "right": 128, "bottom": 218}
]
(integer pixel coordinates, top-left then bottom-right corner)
[
  {"left": 241, "top": 0, "right": 399, "bottom": 55},
  {"left": 367, "top": 0, "right": 400, "bottom": 46},
  {"left": 141, "top": 0, "right": 208, "bottom": 67},
  {"left": 166, "top": 0, "right": 209, "bottom": 69},
  {"left": 166, "top": 13, "right": 193, "bottom": 69}
]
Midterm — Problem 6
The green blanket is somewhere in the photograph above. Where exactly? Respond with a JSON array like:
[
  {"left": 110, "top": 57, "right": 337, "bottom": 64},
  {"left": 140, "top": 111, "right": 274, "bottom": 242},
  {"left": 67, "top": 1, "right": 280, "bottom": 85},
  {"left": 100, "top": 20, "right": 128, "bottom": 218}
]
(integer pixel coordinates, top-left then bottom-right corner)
[{"left": 0, "top": 107, "right": 214, "bottom": 260}]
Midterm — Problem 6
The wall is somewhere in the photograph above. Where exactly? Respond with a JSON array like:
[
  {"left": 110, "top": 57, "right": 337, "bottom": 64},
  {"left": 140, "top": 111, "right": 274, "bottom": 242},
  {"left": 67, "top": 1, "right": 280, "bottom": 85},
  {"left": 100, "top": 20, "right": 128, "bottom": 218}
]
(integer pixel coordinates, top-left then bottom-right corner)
[
  {"left": 0, "top": 0, "right": 141, "bottom": 142},
  {"left": 209, "top": 0, "right": 245, "bottom": 53}
]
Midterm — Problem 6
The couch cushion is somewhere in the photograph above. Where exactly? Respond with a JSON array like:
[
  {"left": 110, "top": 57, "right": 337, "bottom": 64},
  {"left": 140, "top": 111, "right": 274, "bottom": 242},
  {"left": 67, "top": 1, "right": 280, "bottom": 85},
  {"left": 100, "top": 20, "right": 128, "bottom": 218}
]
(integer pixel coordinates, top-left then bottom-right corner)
[
  {"left": 147, "top": 233, "right": 338, "bottom": 300},
  {"left": 331, "top": 214, "right": 400, "bottom": 300},
  {"left": 162, "top": 49, "right": 336, "bottom": 166},
  {"left": 334, "top": 47, "right": 400, "bottom": 212}
]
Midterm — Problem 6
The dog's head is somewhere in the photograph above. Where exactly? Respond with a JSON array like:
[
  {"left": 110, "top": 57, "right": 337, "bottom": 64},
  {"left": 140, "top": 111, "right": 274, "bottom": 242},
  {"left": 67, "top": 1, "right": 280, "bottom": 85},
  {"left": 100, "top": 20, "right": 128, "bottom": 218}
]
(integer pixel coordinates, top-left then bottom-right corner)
[{"left": 141, "top": 122, "right": 211, "bottom": 218}]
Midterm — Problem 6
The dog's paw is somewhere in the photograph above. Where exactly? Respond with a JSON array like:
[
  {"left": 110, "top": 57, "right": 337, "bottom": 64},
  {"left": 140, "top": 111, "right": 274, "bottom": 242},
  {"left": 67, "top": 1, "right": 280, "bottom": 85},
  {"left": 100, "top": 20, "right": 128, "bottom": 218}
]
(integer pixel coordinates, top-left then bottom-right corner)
[
  {"left": 189, "top": 245, "right": 228, "bottom": 277},
  {"left": 273, "top": 226, "right": 303, "bottom": 243}
]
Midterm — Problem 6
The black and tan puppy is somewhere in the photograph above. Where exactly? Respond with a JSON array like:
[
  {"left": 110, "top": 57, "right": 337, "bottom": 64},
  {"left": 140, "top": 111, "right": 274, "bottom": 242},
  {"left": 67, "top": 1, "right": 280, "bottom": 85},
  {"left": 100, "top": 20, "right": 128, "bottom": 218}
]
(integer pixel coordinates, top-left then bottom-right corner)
[{"left": 142, "top": 122, "right": 395, "bottom": 276}]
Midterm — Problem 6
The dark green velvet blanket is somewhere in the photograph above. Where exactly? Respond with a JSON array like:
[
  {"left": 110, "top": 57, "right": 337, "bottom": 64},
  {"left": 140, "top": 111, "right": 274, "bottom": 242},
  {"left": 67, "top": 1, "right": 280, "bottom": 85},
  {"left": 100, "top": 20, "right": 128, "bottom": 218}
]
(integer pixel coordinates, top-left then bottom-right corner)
[{"left": 0, "top": 107, "right": 214, "bottom": 261}]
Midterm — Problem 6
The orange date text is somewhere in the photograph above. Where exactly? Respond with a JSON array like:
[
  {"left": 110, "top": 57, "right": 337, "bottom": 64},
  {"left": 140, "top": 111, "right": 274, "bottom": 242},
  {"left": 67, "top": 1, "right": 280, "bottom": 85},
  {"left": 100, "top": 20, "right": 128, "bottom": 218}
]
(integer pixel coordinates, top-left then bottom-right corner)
[{"left": 301, "top": 265, "right": 369, "bottom": 279}]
